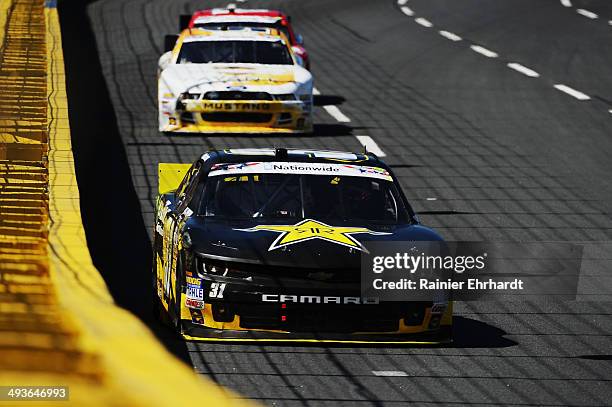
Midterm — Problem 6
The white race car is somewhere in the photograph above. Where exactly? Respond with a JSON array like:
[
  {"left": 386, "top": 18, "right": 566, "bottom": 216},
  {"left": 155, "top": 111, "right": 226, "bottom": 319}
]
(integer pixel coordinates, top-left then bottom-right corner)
[{"left": 158, "top": 28, "right": 313, "bottom": 134}]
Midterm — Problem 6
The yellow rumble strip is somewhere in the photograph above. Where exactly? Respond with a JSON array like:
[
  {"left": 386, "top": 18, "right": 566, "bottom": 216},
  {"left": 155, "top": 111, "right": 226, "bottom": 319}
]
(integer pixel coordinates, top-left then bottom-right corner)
[{"left": 0, "top": 1, "right": 253, "bottom": 405}]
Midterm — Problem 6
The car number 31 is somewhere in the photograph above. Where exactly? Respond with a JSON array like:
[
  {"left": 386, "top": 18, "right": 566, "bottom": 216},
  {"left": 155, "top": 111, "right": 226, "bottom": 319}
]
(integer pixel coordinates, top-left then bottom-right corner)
[{"left": 209, "top": 282, "right": 226, "bottom": 299}]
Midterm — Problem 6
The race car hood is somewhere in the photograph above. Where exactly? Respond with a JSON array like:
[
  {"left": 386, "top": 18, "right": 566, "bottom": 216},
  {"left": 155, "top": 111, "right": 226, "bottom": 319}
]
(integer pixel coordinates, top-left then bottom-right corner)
[
  {"left": 185, "top": 218, "right": 443, "bottom": 270},
  {"left": 160, "top": 63, "right": 312, "bottom": 96}
]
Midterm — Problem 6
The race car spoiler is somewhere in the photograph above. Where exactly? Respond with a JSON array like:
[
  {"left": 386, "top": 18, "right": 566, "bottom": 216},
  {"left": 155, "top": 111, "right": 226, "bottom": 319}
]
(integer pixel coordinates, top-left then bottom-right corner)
[{"left": 158, "top": 163, "right": 191, "bottom": 194}]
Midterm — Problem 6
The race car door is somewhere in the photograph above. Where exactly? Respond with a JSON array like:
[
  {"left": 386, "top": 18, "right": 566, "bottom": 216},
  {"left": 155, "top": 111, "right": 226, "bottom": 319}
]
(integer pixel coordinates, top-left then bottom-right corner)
[{"left": 161, "top": 161, "right": 202, "bottom": 308}]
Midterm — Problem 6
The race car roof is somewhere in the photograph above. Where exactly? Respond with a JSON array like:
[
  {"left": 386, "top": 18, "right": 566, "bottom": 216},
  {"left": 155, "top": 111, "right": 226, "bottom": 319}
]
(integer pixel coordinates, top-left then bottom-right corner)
[
  {"left": 181, "top": 28, "right": 287, "bottom": 43},
  {"left": 199, "top": 148, "right": 388, "bottom": 168},
  {"left": 194, "top": 8, "right": 286, "bottom": 18},
  {"left": 193, "top": 15, "right": 283, "bottom": 25},
  {"left": 159, "top": 148, "right": 399, "bottom": 201},
  {"left": 208, "top": 161, "right": 393, "bottom": 182}
]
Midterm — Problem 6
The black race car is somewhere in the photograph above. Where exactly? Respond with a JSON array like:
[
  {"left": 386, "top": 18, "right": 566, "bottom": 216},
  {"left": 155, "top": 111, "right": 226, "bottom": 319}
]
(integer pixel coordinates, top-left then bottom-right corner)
[{"left": 153, "top": 148, "right": 452, "bottom": 343}]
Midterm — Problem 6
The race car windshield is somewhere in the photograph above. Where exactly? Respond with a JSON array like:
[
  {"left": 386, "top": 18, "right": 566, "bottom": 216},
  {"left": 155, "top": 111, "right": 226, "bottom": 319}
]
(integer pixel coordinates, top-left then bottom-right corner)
[
  {"left": 194, "top": 22, "right": 292, "bottom": 42},
  {"left": 177, "top": 40, "right": 293, "bottom": 65},
  {"left": 199, "top": 174, "right": 411, "bottom": 224}
]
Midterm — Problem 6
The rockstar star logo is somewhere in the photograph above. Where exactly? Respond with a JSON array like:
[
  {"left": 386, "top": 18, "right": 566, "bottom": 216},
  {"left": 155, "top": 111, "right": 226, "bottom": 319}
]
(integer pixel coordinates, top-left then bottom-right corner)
[{"left": 236, "top": 219, "right": 391, "bottom": 251}]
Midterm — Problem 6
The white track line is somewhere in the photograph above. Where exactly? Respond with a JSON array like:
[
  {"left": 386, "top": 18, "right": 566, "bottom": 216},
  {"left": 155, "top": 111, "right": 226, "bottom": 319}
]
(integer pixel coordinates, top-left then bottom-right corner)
[
  {"left": 314, "top": 87, "right": 387, "bottom": 157},
  {"left": 355, "top": 136, "right": 386, "bottom": 157},
  {"left": 322, "top": 105, "right": 351, "bottom": 122},
  {"left": 426, "top": 197, "right": 438, "bottom": 201},
  {"left": 554, "top": 84, "right": 591, "bottom": 100},
  {"left": 313, "top": 88, "right": 350, "bottom": 122},
  {"left": 439, "top": 30, "right": 462, "bottom": 41},
  {"left": 576, "top": 9, "right": 598, "bottom": 19},
  {"left": 414, "top": 17, "right": 433, "bottom": 28},
  {"left": 372, "top": 371, "right": 409, "bottom": 377},
  {"left": 470, "top": 45, "right": 498, "bottom": 58},
  {"left": 507, "top": 62, "right": 540, "bottom": 78},
  {"left": 400, "top": 6, "right": 414, "bottom": 16},
  {"left": 394, "top": 0, "right": 605, "bottom": 114}
]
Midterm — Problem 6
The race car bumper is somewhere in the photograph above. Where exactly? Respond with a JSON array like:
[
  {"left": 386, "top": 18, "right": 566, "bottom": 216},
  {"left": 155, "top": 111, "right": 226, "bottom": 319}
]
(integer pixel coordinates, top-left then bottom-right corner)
[
  {"left": 179, "top": 273, "right": 453, "bottom": 344},
  {"left": 160, "top": 99, "right": 313, "bottom": 134}
]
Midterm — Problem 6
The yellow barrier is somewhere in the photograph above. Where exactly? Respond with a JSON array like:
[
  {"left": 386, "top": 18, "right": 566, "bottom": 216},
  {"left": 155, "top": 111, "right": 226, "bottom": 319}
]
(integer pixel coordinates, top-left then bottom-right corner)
[{"left": 0, "top": 1, "right": 253, "bottom": 405}]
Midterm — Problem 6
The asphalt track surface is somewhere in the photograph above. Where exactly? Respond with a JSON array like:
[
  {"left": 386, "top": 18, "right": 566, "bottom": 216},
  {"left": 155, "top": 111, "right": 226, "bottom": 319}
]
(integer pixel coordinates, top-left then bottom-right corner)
[{"left": 58, "top": 0, "right": 612, "bottom": 405}]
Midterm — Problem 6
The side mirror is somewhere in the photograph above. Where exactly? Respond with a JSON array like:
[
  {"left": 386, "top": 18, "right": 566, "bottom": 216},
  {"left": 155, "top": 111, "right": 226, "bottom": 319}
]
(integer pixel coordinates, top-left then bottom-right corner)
[
  {"left": 291, "top": 48, "right": 305, "bottom": 67},
  {"left": 164, "top": 34, "right": 179, "bottom": 53},
  {"left": 179, "top": 14, "right": 191, "bottom": 32},
  {"left": 295, "top": 34, "right": 304, "bottom": 46}
]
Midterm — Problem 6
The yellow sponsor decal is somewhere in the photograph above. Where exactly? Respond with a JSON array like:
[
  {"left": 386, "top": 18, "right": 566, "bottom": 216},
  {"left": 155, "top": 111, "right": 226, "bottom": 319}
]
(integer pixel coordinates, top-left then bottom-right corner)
[
  {"left": 224, "top": 175, "right": 259, "bottom": 182},
  {"left": 186, "top": 276, "right": 201, "bottom": 286},
  {"left": 236, "top": 219, "right": 391, "bottom": 251}
]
